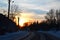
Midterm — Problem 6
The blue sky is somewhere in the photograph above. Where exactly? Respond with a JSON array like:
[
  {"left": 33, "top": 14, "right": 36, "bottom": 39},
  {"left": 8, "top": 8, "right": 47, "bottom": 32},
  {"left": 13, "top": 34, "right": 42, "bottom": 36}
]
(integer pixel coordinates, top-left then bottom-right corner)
[
  {"left": 0, "top": 0, "right": 60, "bottom": 14},
  {"left": 0, "top": 0, "right": 60, "bottom": 22}
]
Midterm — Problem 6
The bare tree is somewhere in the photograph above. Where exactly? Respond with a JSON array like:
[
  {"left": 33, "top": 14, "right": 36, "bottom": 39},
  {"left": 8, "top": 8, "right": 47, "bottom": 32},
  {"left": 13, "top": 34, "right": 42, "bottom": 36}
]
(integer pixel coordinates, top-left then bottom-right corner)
[
  {"left": 45, "top": 9, "right": 60, "bottom": 30},
  {"left": 45, "top": 9, "right": 55, "bottom": 23},
  {"left": 56, "top": 10, "right": 60, "bottom": 22},
  {"left": 11, "top": 5, "right": 19, "bottom": 13},
  {"left": 10, "top": 4, "right": 21, "bottom": 20}
]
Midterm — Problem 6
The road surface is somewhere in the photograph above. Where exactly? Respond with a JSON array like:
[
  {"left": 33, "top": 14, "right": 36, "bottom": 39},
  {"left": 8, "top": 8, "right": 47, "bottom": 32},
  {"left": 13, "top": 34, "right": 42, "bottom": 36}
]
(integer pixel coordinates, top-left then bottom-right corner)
[
  {"left": 11, "top": 32, "right": 60, "bottom": 40},
  {"left": 0, "top": 31, "right": 60, "bottom": 40}
]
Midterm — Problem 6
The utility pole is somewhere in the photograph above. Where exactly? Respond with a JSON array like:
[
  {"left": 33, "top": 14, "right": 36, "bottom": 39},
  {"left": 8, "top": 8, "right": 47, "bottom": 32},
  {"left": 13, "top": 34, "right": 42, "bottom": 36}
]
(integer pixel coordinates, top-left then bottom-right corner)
[
  {"left": 8, "top": 0, "right": 10, "bottom": 18},
  {"left": 18, "top": 17, "right": 19, "bottom": 27}
]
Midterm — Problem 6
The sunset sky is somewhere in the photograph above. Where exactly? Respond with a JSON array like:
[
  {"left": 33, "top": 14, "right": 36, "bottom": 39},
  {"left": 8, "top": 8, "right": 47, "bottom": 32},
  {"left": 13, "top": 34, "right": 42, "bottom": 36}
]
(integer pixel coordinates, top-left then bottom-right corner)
[{"left": 0, "top": 0, "right": 60, "bottom": 23}]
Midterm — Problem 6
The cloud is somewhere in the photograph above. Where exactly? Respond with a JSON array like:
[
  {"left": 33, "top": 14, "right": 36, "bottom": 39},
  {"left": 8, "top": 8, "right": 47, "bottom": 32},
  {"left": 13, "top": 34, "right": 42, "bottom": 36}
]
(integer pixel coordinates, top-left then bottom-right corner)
[
  {"left": 1, "top": 0, "right": 60, "bottom": 22},
  {"left": 0, "top": 0, "right": 60, "bottom": 15},
  {"left": 13, "top": 0, "right": 60, "bottom": 12}
]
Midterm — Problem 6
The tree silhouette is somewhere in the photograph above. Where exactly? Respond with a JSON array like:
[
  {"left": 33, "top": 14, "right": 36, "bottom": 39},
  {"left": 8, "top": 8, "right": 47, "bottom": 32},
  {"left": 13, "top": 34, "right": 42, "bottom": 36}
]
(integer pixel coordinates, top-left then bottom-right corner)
[
  {"left": 45, "top": 9, "right": 60, "bottom": 30},
  {"left": 18, "top": 9, "right": 60, "bottom": 31},
  {"left": 10, "top": 4, "right": 21, "bottom": 20},
  {"left": 45, "top": 9, "right": 55, "bottom": 23}
]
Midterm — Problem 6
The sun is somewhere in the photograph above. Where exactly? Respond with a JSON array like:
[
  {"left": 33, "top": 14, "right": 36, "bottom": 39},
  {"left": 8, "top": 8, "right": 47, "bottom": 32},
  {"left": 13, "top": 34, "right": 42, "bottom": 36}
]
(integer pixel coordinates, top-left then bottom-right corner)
[
  {"left": 19, "top": 18, "right": 25, "bottom": 27},
  {"left": 19, "top": 18, "right": 29, "bottom": 27},
  {"left": 14, "top": 16, "right": 30, "bottom": 27},
  {"left": 14, "top": 14, "right": 33, "bottom": 27}
]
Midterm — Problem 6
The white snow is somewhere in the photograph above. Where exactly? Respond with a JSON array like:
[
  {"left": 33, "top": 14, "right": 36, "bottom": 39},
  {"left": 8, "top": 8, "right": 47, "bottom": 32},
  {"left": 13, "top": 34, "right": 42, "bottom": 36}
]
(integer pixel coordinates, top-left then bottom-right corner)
[
  {"left": 0, "top": 31, "right": 60, "bottom": 40},
  {"left": 45, "top": 31, "right": 60, "bottom": 38},
  {"left": 38, "top": 31, "right": 60, "bottom": 38},
  {"left": 0, "top": 31, "right": 29, "bottom": 40}
]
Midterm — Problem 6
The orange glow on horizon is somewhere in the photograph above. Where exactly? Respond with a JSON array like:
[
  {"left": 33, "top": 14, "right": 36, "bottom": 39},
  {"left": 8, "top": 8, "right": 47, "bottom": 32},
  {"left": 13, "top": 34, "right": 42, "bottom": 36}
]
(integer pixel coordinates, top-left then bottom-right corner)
[
  {"left": 19, "top": 18, "right": 29, "bottom": 27},
  {"left": 14, "top": 16, "right": 32, "bottom": 27},
  {"left": 14, "top": 12, "right": 45, "bottom": 27}
]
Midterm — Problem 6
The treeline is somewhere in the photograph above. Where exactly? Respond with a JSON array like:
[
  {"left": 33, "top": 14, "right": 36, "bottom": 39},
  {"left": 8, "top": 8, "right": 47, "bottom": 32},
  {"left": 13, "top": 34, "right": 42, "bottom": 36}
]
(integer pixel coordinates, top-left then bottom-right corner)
[
  {"left": 0, "top": 9, "right": 60, "bottom": 35},
  {"left": 20, "top": 9, "right": 60, "bottom": 31}
]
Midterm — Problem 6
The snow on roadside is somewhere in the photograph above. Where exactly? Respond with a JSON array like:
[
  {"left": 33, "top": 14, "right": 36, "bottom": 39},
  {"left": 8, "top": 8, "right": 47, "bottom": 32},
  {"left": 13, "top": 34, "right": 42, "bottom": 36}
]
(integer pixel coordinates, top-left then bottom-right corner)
[
  {"left": 0, "top": 31, "right": 29, "bottom": 40},
  {"left": 38, "top": 31, "right": 60, "bottom": 38},
  {"left": 46, "top": 31, "right": 60, "bottom": 38},
  {"left": 0, "top": 31, "right": 60, "bottom": 40}
]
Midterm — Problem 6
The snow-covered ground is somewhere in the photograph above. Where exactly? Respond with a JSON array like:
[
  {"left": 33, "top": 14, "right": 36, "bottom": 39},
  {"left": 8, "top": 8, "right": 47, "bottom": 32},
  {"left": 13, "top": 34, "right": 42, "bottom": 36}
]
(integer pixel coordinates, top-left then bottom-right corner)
[
  {"left": 38, "top": 31, "right": 60, "bottom": 38},
  {"left": 45, "top": 31, "right": 60, "bottom": 38},
  {"left": 0, "top": 31, "right": 60, "bottom": 40},
  {"left": 0, "top": 31, "right": 29, "bottom": 40}
]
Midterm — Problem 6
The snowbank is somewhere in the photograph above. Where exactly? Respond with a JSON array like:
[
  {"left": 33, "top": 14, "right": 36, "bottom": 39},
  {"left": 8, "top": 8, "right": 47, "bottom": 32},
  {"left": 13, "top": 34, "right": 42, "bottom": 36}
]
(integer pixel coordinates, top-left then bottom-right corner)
[{"left": 0, "top": 31, "right": 29, "bottom": 40}]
